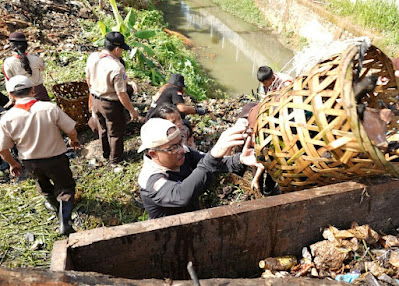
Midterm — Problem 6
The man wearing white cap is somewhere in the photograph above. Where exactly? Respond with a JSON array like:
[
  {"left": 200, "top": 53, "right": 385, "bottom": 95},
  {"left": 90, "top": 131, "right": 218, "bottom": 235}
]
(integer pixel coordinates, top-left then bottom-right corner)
[
  {"left": 0, "top": 75, "right": 80, "bottom": 235},
  {"left": 138, "top": 118, "right": 263, "bottom": 219}
]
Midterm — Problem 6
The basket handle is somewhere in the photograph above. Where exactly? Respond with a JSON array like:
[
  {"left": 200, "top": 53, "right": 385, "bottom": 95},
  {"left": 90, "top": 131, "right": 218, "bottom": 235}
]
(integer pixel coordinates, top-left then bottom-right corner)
[{"left": 354, "top": 40, "right": 368, "bottom": 84}]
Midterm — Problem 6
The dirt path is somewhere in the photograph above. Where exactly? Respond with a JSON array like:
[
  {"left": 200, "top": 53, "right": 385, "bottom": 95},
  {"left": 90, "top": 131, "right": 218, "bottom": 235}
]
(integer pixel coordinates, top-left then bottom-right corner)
[{"left": 0, "top": 0, "right": 100, "bottom": 58}]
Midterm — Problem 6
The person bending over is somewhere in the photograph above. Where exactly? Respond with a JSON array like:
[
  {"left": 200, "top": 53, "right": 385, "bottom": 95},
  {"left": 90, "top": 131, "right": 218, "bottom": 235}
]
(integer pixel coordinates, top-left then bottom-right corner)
[
  {"left": 257, "top": 66, "right": 293, "bottom": 98},
  {"left": 0, "top": 75, "right": 80, "bottom": 235},
  {"left": 147, "top": 102, "right": 197, "bottom": 148},
  {"left": 146, "top": 73, "right": 207, "bottom": 120},
  {"left": 137, "top": 118, "right": 262, "bottom": 219}
]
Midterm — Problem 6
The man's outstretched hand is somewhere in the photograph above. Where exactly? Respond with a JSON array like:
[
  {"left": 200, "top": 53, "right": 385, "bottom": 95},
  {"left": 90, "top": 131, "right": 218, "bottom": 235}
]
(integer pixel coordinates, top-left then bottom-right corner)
[
  {"left": 210, "top": 124, "right": 248, "bottom": 159},
  {"left": 239, "top": 137, "right": 263, "bottom": 169}
]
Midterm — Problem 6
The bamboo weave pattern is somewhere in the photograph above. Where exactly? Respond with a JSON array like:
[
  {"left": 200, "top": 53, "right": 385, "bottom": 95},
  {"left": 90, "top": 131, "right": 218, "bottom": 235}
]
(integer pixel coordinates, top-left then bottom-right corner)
[
  {"left": 254, "top": 44, "right": 399, "bottom": 191},
  {"left": 52, "top": 82, "right": 90, "bottom": 131}
]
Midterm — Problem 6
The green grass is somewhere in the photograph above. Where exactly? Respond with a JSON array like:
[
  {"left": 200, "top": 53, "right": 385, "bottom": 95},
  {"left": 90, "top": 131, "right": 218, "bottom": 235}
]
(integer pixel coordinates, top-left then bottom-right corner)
[
  {"left": 210, "top": 0, "right": 268, "bottom": 27},
  {"left": 0, "top": 179, "right": 61, "bottom": 268},
  {"left": 326, "top": 0, "right": 399, "bottom": 56},
  {"left": 43, "top": 8, "right": 223, "bottom": 101},
  {"left": 0, "top": 133, "right": 146, "bottom": 268},
  {"left": 0, "top": 1, "right": 241, "bottom": 269}
]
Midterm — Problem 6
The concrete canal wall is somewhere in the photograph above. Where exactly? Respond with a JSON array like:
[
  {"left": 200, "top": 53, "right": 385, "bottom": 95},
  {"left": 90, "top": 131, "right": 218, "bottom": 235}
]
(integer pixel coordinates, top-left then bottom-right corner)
[{"left": 254, "top": 0, "right": 388, "bottom": 53}]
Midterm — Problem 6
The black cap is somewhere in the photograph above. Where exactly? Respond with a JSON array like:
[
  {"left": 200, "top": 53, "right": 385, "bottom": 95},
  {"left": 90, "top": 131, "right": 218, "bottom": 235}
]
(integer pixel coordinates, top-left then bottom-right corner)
[
  {"left": 105, "top": 31, "right": 130, "bottom": 50},
  {"left": 167, "top": 73, "right": 185, "bottom": 87},
  {"left": 9, "top": 32, "right": 27, "bottom": 42}
]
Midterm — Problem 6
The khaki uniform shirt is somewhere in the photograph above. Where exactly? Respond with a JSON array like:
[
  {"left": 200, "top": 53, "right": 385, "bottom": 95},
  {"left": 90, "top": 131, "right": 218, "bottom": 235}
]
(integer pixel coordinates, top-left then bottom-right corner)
[
  {"left": 85, "top": 50, "right": 127, "bottom": 101},
  {"left": 0, "top": 97, "right": 76, "bottom": 160},
  {"left": 3, "top": 53, "right": 45, "bottom": 86},
  {"left": 269, "top": 72, "right": 293, "bottom": 92}
]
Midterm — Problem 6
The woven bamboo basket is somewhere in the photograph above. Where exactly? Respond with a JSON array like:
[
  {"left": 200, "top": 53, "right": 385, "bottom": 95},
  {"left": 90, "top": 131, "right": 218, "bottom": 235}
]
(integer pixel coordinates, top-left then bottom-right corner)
[
  {"left": 254, "top": 44, "right": 399, "bottom": 192},
  {"left": 52, "top": 81, "right": 90, "bottom": 131}
]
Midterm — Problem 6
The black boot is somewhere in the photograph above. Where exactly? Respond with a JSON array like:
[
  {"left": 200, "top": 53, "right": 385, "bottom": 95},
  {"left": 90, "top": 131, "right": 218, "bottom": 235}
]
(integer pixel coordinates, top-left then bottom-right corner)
[
  {"left": 59, "top": 201, "right": 75, "bottom": 235},
  {"left": 262, "top": 173, "right": 281, "bottom": 196},
  {"left": 44, "top": 195, "right": 59, "bottom": 213}
]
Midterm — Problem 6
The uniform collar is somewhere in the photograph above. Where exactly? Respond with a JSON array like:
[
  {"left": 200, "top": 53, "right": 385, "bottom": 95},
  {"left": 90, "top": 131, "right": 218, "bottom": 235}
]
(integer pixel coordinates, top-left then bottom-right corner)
[
  {"left": 138, "top": 155, "right": 171, "bottom": 189},
  {"left": 12, "top": 52, "right": 28, "bottom": 58},
  {"left": 14, "top": 97, "right": 36, "bottom": 104},
  {"left": 99, "top": 49, "right": 118, "bottom": 60}
]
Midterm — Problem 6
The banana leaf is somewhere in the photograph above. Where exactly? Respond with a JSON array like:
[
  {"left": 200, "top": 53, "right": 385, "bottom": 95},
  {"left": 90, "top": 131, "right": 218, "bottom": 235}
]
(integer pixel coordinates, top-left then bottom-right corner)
[
  {"left": 124, "top": 9, "right": 136, "bottom": 30},
  {"left": 134, "top": 30, "right": 157, "bottom": 40}
]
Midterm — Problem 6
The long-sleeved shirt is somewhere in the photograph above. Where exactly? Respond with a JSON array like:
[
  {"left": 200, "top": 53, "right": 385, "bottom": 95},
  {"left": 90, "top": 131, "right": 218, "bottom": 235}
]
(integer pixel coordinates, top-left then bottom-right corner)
[{"left": 138, "top": 147, "right": 245, "bottom": 219}]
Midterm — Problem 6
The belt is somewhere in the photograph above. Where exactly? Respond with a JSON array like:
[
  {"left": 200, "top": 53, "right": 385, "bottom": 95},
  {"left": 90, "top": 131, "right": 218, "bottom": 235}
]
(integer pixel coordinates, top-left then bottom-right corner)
[
  {"left": 91, "top": 93, "right": 117, "bottom": 102},
  {"left": 22, "top": 153, "right": 66, "bottom": 163}
]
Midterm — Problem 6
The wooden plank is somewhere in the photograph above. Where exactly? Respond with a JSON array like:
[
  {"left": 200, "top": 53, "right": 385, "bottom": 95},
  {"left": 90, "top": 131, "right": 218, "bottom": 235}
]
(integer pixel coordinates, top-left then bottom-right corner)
[
  {"left": 50, "top": 239, "right": 74, "bottom": 271},
  {"left": 52, "top": 179, "right": 399, "bottom": 280},
  {"left": 0, "top": 267, "right": 350, "bottom": 285}
]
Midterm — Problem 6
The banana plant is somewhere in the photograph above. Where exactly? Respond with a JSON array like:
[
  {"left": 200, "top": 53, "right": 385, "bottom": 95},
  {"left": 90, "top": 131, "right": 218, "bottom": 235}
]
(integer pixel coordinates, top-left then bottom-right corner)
[{"left": 95, "top": 0, "right": 164, "bottom": 84}]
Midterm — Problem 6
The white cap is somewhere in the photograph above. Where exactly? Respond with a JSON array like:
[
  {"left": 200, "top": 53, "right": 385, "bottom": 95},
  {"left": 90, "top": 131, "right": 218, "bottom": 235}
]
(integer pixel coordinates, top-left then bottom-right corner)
[
  {"left": 6, "top": 75, "right": 33, "bottom": 93},
  {"left": 138, "top": 118, "right": 181, "bottom": 152}
]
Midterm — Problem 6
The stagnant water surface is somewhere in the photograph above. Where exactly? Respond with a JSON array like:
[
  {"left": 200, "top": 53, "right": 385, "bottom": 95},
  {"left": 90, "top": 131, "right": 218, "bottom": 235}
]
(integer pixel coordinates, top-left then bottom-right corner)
[{"left": 158, "top": 0, "right": 294, "bottom": 96}]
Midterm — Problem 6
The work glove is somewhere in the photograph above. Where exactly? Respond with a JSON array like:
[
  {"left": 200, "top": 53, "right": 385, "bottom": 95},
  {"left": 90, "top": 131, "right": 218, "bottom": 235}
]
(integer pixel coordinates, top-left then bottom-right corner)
[{"left": 195, "top": 106, "right": 208, "bottom": 115}]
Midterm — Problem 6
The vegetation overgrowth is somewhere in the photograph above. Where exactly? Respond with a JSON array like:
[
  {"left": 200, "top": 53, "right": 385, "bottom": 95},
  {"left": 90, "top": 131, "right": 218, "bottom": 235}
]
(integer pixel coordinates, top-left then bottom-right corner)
[
  {"left": 209, "top": 0, "right": 398, "bottom": 57},
  {"left": 0, "top": 0, "right": 228, "bottom": 269},
  {"left": 326, "top": 0, "right": 399, "bottom": 56},
  {"left": 209, "top": 0, "right": 309, "bottom": 51},
  {"left": 45, "top": 3, "right": 222, "bottom": 100},
  {"left": 210, "top": 0, "right": 268, "bottom": 27},
  {"left": 3, "top": 0, "right": 396, "bottom": 272}
]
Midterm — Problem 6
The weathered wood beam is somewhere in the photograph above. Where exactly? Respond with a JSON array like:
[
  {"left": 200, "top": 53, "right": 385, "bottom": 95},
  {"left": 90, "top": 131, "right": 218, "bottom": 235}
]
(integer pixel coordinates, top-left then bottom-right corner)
[{"left": 51, "top": 178, "right": 399, "bottom": 280}]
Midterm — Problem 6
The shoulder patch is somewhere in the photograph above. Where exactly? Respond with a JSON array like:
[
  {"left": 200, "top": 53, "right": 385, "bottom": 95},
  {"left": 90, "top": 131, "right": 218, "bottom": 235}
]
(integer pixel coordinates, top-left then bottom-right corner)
[
  {"left": 123, "top": 73, "right": 127, "bottom": 80},
  {"left": 153, "top": 177, "right": 167, "bottom": 191},
  {"left": 177, "top": 91, "right": 182, "bottom": 95}
]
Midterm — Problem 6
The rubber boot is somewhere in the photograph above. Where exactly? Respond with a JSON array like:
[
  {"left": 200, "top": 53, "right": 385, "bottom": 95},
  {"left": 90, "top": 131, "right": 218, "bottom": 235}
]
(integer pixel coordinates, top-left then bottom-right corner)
[
  {"left": 262, "top": 173, "right": 281, "bottom": 196},
  {"left": 44, "top": 195, "right": 59, "bottom": 213},
  {"left": 59, "top": 200, "right": 75, "bottom": 235}
]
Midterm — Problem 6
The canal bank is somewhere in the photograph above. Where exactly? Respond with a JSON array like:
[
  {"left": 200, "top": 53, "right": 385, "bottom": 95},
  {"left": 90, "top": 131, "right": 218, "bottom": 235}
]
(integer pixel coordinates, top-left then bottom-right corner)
[{"left": 157, "top": 0, "right": 294, "bottom": 96}]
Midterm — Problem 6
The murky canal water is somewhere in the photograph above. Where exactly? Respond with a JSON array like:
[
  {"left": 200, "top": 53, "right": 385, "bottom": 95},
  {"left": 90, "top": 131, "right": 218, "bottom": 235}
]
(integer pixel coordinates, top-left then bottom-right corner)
[{"left": 158, "top": 0, "right": 294, "bottom": 96}]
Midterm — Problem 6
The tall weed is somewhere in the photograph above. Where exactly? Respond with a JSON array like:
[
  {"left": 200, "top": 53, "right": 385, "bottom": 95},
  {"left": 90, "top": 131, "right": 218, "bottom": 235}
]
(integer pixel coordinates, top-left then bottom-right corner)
[
  {"left": 210, "top": 0, "right": 268, "bottom": 27},
  {"left": 327, "top": 0, "right": 399, "bottom": 55}
]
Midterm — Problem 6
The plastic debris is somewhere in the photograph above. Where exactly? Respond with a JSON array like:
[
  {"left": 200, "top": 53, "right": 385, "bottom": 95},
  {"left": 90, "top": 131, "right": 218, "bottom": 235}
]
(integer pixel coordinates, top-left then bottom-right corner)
[
  {"left": 335, "top": 272, "right": 360, "bottom": 283},
  {"left": 259, "top": 256, "right": 297, "bottom": 271},
  {"left": 259, "top": 223, "right": 399, "bottom": 283},
  {"left": 24, "top": 233, "right": 35, "bottom": 243}
]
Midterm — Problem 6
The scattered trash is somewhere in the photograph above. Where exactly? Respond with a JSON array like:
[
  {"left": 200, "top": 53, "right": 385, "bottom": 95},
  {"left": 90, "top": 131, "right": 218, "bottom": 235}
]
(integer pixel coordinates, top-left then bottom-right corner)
[
  {"left": 259, "top": 256, "right": 297, "bottom": 271},
  {"left": 88, "top": 158, "right": 99, "bottom": 168},
  {"left": 113, "top": 166, "right": 124, "bottom": 174},
  {"left": 335, "top": 272, "right": 360, "bottom": 283},
  {"left": 30, "top": 239, "right": 44, "bottom": 251},
  {"left": 24, "top": 232, "right": 35, "bottom": 243},
  {"left": 0, "top": 0, "right": 100, "bottom": 58},
  {"left": 390, "top": 251, "right": 399, "bottom": 268},
  {"left": 0, "top": 160, "right": 9, "bottom": 171},
  {"left": 47, "top": 215, "right": 56, "bottom": 222},
  {"left": 259, "top": 223, "right": 399, "bottom": 283}
]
